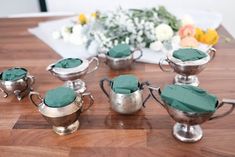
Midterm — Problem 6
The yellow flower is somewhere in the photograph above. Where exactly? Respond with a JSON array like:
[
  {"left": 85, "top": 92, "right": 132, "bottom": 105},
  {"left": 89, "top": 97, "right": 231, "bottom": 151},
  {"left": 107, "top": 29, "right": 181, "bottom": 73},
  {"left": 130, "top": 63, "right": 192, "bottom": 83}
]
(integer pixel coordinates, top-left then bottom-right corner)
[
  {"left": 194, "top": 28, "right": 219, "bottom": 46},
  {"left": 194, "top": 28, "right": 204, "bottom": 42},
  {"left": 91, "top": 12, "right": 97, "bottom": 18},
  {"left": 78, "top": 13, "right": 87, "bottom": 25},
  {"left": 203, "top": 29, "right": 219, "bottom": 45}
]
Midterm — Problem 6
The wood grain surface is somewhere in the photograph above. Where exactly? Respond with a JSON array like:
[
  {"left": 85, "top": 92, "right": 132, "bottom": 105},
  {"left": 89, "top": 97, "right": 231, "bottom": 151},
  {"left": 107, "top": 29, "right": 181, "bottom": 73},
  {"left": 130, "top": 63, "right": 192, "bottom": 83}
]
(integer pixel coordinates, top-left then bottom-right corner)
[{"left": 0, "top": 17, "right": 235, "bottom": 157}]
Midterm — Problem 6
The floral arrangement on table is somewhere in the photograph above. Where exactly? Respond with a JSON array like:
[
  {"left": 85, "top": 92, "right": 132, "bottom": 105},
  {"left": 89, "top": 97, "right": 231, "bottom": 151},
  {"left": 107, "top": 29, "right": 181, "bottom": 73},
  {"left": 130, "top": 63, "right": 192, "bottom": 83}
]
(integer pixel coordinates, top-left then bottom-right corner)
[{"left": 52, "top": 6, "right": 219, "bottom": 53}]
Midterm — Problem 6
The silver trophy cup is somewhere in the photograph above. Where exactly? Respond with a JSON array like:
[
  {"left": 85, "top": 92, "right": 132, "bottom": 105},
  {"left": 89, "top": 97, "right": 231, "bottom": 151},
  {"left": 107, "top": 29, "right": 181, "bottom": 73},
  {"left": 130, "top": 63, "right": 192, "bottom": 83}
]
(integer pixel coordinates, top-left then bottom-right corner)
[
  {"left": 148, "top": 86, "right": 235, "bottom": 143},
  {"left": 159, "top": 48, "right": 216, "bottom": 86},
  {"left": 47, "top": 57, "right": 99, "bottom": 93},
  {"left": 29, "top": 91, "right": 94, "bottom": 135}
]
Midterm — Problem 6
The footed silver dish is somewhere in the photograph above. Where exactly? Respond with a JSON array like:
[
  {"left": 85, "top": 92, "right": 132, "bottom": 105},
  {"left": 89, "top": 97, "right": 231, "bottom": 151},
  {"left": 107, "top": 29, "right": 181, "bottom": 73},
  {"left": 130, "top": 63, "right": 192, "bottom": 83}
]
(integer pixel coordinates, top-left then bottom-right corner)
[
  {"left": 47, "top": 57, "right": 99, "bottom": 93},
  {"left": 159, "top": 48, "right": 216, "bottom": 86},
  {"left": 148, "top": 86, "right": 235, "bottom": 143}
]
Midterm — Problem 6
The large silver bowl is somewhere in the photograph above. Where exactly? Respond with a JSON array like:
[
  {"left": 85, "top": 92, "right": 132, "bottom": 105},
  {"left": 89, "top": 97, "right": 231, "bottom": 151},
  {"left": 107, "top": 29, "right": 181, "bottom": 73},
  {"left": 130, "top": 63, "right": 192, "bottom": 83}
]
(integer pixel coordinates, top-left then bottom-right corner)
[
  {"left": 29, "top": 91, "right": 94, "bottom": 135},
  {"left": 148, "top": 86, "right": 235, "bottom": 143}
]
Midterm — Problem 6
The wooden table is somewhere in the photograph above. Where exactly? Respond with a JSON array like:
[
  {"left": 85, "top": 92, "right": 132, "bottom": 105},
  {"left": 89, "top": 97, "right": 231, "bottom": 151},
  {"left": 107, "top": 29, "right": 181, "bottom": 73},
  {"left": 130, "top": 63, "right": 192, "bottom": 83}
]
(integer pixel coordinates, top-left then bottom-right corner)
[{"left": 0, "top": 17, "right": 235, "bottom": 157}]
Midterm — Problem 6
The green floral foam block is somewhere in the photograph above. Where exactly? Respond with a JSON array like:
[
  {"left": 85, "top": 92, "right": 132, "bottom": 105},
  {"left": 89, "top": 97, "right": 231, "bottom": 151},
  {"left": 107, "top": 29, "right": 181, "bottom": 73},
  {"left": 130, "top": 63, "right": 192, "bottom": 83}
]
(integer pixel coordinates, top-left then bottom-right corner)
[
  {"left": 45, "top": 87, "right": 76, "bottom": 108},
  {"left": 1, "top": 68, "right": 27, "bottom": 81},
  {"left": 173, "top": 48, "right": 207, "bottom": 62},
  {"left": 54, "top": 58, "right": 82, "bottom": 68},
  {"left": 161, "top": 85, "right": 217, "bottom": 113},
  {"left": 108, "top": 44, "right": 131, "bottom": 58},
  {"left": 112, "top": 74, "right": 139, "bottom": 94}
]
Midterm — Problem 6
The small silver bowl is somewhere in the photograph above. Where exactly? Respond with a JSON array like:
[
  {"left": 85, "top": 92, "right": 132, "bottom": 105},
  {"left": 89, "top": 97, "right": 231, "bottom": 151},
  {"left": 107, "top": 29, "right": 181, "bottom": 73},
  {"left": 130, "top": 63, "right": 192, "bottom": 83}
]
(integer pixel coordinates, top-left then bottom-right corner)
[
  {"left": 101, "top": 48, "right": 143, "bottom": 70},
  {"left": 148, "top": 86, "right": 235, "bottom": 143},
  {"left": 47, "top": 57, "right": 99, "bottom": 93},
  {"left": 29, "top": 91, "right": 94, "bottom": 135},
  {"left": 159, "top": 48, "right": 216, "bottom": 86},
  {"left": 0, "top": 68, "right": 35, "bottom": 101},
  {"left": 99, "top": 78, "right": 150, "bottom": 114}
]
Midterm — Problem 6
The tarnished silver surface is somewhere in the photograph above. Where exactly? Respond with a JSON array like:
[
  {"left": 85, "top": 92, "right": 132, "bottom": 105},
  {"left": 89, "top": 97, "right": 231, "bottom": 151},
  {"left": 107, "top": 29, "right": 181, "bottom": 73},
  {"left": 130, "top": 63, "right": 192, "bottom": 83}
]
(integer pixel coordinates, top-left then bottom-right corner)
[
  {"left": 0, "top": 68, "right": 35, "bottom": 101},
  {"left": 102, "top": 48, "right": 143, "bottom": 70},
  {"left": 29, "top": 91, "right": 94, "bottom": 135},
  {"left": 159, "top": 48, "right": 216, "bottom": 86},
  {"left": 47, "top": 57, "right": 99, "bottom": 93},
  {"left": 148, "top": 86, "right": 235, "bottom": 142},
  {"left": 99, "top": 78, "right": 150, "bottom": 114}
]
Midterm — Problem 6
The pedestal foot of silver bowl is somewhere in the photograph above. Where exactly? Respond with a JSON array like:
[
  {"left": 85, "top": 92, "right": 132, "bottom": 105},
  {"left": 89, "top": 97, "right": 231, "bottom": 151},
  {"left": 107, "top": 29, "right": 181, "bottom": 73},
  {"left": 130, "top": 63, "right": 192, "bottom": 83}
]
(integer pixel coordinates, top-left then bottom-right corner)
[
  {"left": 174, "top": 75, "right": 199, "bottom": 86},
  {"left": 65, "top": 80, "right": 86, "bottom": 93},
  {"left": 53, "top": 120, "right": 79, "bottom": 135},
  {"left": 173, "top": 123, "right": 203, "bottom": 143}
]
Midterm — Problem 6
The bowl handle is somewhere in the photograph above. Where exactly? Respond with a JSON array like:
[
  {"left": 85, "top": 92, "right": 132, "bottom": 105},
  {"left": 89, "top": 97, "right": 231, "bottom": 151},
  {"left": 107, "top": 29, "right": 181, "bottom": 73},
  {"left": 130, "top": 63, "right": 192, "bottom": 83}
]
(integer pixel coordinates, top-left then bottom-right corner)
[
  {"left": 207, "top": 47, "right": 216, "bottom": 62},
  {"left": 87, "top": 57, "right": 99, "bottom": 74},
  {"left": 0, "top": 87, "right": 8, "bottom": 98},
  {"left": 140, "top": 81, "right": 151, "bottom": 107},
  {"left": 133, "top": 48, "right": 143, "bottom": 61},
  {"left": 81, "top": 92, "right": 94, "bottom": 112},
  {"left": 29, "top": 91, "right": 43, "bottom": 107},
  {"left": 159, "top": 58, "right": 174, "bottom": 72},
  {"left": 46, "top": 63, "right": 54, "bottom": 71},
  {"left": 27, "top": 75, "right": 35, "bottom": 86},
  {"left": 147, "top": 86, "right": 168, "bottom": 109},
  {"left": 99, "top": 78, "right": 111, "bottom": 99},
  {"left": 209, "top": 99, "right": 235, "bottom": 121}
]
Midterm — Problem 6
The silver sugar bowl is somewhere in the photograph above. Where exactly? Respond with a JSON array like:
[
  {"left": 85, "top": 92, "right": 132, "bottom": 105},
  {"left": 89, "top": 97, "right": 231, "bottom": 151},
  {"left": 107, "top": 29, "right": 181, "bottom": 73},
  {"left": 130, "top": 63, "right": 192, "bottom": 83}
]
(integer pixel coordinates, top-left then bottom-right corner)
[
  {"left": 100, "top": 48, "right": 143, "bottom": 70},
  {"left": 148, "top": 86, "right": 235, "bottom": 143},
  {"left": 100, "top": 78, "right": 150, "bottom": 114},
  {"left": 47, "top": 57, "right": 99, "bottom": 93},
  {"left": 29, "top": 91, "right": 94, "bottom": 135},
  {"left": 159, "top": 48, "right": 216, "bottom": 86},
  {"left": 0, "top": 68, "right": 35, "bottom": 101}
]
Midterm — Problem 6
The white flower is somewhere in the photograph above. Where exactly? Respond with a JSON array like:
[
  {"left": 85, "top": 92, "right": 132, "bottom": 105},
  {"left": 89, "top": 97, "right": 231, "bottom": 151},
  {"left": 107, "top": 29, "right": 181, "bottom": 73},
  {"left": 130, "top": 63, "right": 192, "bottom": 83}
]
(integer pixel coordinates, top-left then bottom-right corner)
[
  {"left": 171, "top": 35, "right": 181, "bottom": 44},
  {"left": 155, "top": 23, "right": 173, "bottom": 41},
  {"left": 181, "top": 15, "right": 194, "bottom": 26},
  {"left": 125, "top": 37, "right": 130, "bottom": 44},
  {"left": 72, "top": 24, "right": 83, "bottom": 34},
  {"left": 69, "top": 33, "right": 87, "bottom": 45},
  {"left": 150, "top": 41, "right": 163, "bottom": 51},
  {"left": 52, "top": 31, "right": 61, "bottom": 39}
]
